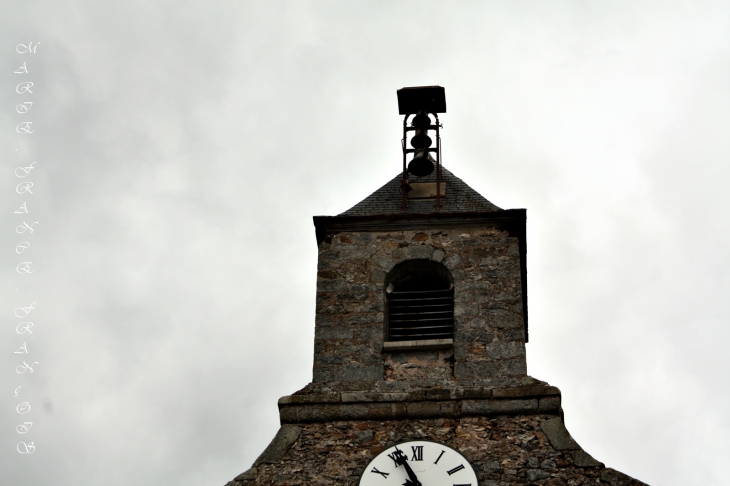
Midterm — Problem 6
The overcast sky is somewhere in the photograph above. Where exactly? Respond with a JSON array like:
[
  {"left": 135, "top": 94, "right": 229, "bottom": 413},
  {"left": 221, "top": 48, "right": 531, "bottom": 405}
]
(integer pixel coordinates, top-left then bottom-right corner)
[{"left": 1, "top": 2, "right": 729, "bottom": 485}]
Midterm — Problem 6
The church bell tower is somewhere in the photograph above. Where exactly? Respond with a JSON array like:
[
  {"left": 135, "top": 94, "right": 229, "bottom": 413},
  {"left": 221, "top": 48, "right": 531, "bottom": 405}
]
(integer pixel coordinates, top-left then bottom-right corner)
[{"left": 225, "top": 87, "right": 647, "bottom": 486}]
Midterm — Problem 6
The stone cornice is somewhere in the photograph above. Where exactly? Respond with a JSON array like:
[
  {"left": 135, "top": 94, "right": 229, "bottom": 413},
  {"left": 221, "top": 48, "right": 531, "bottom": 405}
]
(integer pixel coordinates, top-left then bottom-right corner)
[{"left": 278, "top": 385, "right": 560, "bottom": 424}]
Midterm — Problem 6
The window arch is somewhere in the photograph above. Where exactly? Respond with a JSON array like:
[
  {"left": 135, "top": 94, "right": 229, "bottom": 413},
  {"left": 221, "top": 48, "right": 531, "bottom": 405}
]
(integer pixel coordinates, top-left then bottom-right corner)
[{"left": 385, "top": 260, "right": 454, "bottom": 342}]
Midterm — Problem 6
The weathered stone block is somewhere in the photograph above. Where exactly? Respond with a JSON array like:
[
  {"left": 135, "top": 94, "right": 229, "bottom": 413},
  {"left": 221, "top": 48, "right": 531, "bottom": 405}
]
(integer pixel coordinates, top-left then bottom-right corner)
[
  {"left": 425, "top": 388, "right": 451, "bottom": 400},
  {"left": 406, "top": 401, "right": 441, "bottom": 418},
  {"left": 356, "top": 429, "right": 374, "bottom": 442},
  {"left": 472, "top": 246, "right": 504, "bottom": 257},
  {"left": 492, "top": 385, "right": 560, "bottom": 398},
  {"left": 318, "top": 249, "right": 340, "bottom": 261},
  {"left": 353, "top": 327, "right": 383, "bottom": 340},
  {"left": 455, "top": 280, "right": 491, "bottom": 291},
  {"left": 486, "top": 315, "right": 523, "bottom": 329},
  {"left": 503, "top": 358, "right": 528, "bottom": 375},
  {"left": 369, "top": 268, "right": 386, "bottom": 283},
  {"left": 505, "top": 328, "right": 525, "bottom": 341},
  {"left": 454, "top": 361, "right": 499, "bottom": 379},
  {"left": 234, "top": 466, "right": 257, "bottom": 482},
  {"left": 373, "top": 255, "right": 397, "bottom": 271},
  {"left": 456, "top": 330, "right": 494, "bottom": 345},
  {"left": 443, "top": 253, "right": 462, "bottom": 269},
  {"left": 292, "top": 404, "right": 332, "bottom": 422},
  {"left": 278, "top": 393, "right": 339, "bottom": 405},
  {"left": 453, "top": 343, "right": 467, "bottom": 360},
  {"left": 455, "top": 303, "right": 478, "bottom": 316},
  {"left": 253, "top": 426, "right": 302, "bottom": 465},
  {"left": 571, "top": 449, "right": 603, "bottom": 467},
  {"left": 338, "top": 291, "right": 370, "bottom": 301},
  {"left": 600, "top": 467, "right": 649, "bottom": 485},
  {"left": 316, "top": 280, "right": 346, "bottom": 292},
  {"left": 479, "top": 256, "right": 503, "bottom": 268},
  {"left": 458, "top": 387, "right": 493, "bottom": 399},
  {"left": 277, "top": 406, "right": 298, "bottom": 423},
  {"left": 462, "top": 317, "right": 487, "bottom": 329},
  {"left": 314, "top": 326, "right": 353, "bottom": 340},
  {"left": 451, "top": 269, "right": 466, "bottom": 280},
  {"left": 337, "top": 365, "right": 382, "bottom": 382},
  {"left": 454, "top": 291, "right": 473, "bottom": 303},
  {"left": 340, "top": 392, "right": 409, "bottom": 403},
  {"left": 357, "top": 403, "right": 395, "bottom": 420},
  {"left": 462, "top": 398, "right": 537, "bottom": 415},
  {"left": 312, "top": 366, "right": 335, "bottom": 382},
  {"left": 409, "top": 244, "right": 434, "bottom": 259},
  {"left": 540, "top": 417, "right": 580, "bottom": 450},
  {"left": 526, "top": 469, "right": 550, "bottom": 481},
  {"left": 314, "top": 353, "right": 345, "bottom": 365},
  {"left": 540, "top": 458, "right": 557, "bottom": 470},
  {"left": 539, "top": 396, "right": 561, "bottom": 413},
  {"left": 486, "top": 341, "right": 525, "bottom": 359},
  {"left": 346, "top": 314, "right": 382, "bottom": 325}
]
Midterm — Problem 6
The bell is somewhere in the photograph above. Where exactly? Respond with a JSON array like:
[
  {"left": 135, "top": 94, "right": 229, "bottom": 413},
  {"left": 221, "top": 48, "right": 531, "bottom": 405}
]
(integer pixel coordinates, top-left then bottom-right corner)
[
  {"left": 410, "top": 133, "right": 432, "bottom": 149},
  {"left": 407, "top": 150, "right": 436, "bottom": 177},
  {"left": 412, "top": 114, "right": 431, "bottom": 128}
]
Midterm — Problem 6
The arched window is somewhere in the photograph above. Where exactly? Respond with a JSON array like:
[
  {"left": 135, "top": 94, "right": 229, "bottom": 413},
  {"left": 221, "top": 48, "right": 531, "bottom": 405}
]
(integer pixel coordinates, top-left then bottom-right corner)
[{"left": 385, "top": 260, "right": 454, "bottom": 342}]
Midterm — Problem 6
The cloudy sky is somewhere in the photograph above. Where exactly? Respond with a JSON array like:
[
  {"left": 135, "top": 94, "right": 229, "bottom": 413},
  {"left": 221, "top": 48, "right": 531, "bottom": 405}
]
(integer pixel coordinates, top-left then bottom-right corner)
[{"left": 1, "top": 1, "right": 729, "bottom": 485}]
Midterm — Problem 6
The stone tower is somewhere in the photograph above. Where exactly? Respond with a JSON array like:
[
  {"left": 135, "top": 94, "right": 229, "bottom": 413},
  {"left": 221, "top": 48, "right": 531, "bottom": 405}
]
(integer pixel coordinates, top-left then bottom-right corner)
[{"left": 225, "top": 88, "right": 647, "bottom": 486}]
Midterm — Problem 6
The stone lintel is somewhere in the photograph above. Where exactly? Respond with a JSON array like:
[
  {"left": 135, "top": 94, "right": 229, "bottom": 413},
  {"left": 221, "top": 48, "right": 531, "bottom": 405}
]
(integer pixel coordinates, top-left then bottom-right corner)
[{"left": 383, "top": 338, "right": 453, "bottom": 352}]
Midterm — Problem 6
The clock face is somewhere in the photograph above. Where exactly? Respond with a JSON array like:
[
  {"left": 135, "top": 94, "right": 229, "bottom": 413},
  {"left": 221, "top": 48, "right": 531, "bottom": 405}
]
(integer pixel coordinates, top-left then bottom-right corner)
[{"left": 359, "top": 440, "right": 478, "bottom": 486}]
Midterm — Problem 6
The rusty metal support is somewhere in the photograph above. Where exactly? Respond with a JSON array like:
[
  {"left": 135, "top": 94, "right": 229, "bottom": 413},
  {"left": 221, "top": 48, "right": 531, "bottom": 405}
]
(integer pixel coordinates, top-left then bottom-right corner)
[
  {"left": 401, "top": 114, "right": 409, "bottom": 211},
  {"left": 435, "top": 113, "right": 441, "bottom": 211}
]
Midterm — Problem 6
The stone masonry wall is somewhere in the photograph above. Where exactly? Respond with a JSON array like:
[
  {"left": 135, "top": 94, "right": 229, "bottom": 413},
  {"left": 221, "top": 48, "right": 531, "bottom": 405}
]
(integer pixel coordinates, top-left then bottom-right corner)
[
  {"left": 314, "top": 227, "right": 526, "bottom": 389},
  {"left": 228, "top": 415, "right": 647, "bottom": 486}
]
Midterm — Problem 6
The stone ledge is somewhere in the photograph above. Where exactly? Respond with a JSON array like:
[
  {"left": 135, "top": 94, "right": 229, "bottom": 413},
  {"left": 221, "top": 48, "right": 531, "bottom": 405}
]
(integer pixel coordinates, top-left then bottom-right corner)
[
  {"left": 341, "top": 392, "right": 409, "bottom": 403},
  {"left": 492, "top": 385, "right": 560, "bottom": 398},
  {"left": 279, "top": 384, "right": 560, "bottom": 407},
  {"left": 382, "top": 338, "right": 454, "bottom": 352},
  {"left": 462, "top": 398, "right": 538, "bottom": 415},
  {"left": 278, "top": 393, "right": 340, "bottom": 405},
  {"left": 279, "top": 396, "right": 562, "bottom": 423}
]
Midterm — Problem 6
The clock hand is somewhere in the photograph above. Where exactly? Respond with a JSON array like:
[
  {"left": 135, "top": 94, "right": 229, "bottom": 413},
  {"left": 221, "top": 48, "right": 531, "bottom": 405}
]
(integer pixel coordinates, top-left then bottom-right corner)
[
  {"left": 400, "top": 460, "right": 422, "bottom": 486},
  {"left": 391, "top": 447, "right": 422, "bottom": 486}
]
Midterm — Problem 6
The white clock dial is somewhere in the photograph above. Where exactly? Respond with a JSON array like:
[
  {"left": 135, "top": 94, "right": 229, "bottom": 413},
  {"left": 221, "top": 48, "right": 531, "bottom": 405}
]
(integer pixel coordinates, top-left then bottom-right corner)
[{"left": 359, "top": 440, "right": 478, "bottom": 486}]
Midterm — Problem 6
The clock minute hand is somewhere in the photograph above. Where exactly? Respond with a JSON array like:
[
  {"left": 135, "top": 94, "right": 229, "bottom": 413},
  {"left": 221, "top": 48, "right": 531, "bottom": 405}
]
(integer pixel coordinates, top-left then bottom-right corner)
[
  {"left": 400, "top": 460, "right": 422, "bottom": 486},
  {"left": 392, "top": 447, "right": 422, "bottom": 486}
]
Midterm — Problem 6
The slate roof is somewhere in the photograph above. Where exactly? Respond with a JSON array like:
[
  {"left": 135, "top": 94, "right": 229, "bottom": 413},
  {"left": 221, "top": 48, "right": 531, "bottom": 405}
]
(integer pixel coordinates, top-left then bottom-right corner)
[{"left": 339, "top": 167, "right": 503, "bottom": 216}]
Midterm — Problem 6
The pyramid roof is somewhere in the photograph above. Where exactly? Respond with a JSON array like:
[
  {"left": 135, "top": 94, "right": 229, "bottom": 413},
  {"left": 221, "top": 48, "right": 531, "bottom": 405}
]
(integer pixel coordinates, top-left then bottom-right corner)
[{"left": 339, "top": 167, "right": 502, "bottom": 216}]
